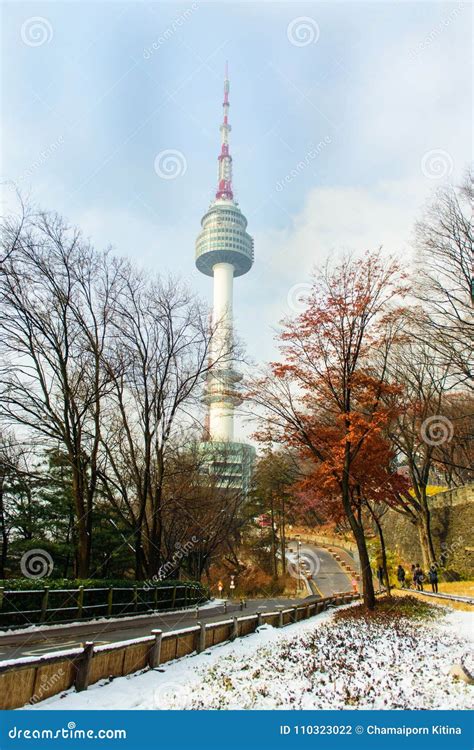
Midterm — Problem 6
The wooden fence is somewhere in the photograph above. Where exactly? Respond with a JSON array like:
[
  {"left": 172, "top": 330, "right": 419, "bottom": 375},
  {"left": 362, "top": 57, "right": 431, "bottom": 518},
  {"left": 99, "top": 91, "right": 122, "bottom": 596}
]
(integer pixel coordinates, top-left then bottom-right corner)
[
  {"left": 0, "top": 592, "right": 359, "bottom": 709},
  {"left": 0, "top": 583, "right": 207, "bottom": 629}
]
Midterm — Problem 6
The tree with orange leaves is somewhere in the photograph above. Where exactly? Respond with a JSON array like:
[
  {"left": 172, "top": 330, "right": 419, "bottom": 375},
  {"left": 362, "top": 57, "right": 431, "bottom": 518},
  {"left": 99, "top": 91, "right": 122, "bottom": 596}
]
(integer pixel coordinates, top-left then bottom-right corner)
[{"left": 250, "top": 251, "right": 408, "bottom": 609}]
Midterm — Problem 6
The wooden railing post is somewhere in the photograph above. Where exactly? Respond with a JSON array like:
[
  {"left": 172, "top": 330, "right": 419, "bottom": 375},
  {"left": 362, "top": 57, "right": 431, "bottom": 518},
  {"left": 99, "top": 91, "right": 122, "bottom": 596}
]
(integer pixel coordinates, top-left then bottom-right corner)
[
  {"left": 231, "top": 616, "right": 239, "bottom": 641},
  {"left": 153, "top": 587, "right": 158, "bottom": 610},
  {"left": 149, "top": 629, "right": 163, "bottom": 668},
  {"left": 40, "top": 587, "right": 49, "bottom": 623},
  {"left": 107, "top": 587, "right": 113, "bottom": 617},
  {"left": 133, "top": 585, "right": 138, "bottom": 612},
  {"left": 171, "top": 586, "right": 176, "bottom": 609},
  {"left": 75, "top": 641, "right": 94, "bottom": 692},
  {"left": 77, "top": 586, "right": 84, "bottom": 619},
  {"left": 197, "top": 621, "right": 206, "bottom": 653}
]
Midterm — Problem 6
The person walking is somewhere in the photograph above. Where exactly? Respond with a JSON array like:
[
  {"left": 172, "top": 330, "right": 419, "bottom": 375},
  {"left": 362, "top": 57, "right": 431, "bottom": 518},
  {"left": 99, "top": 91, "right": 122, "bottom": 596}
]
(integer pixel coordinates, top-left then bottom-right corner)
[
  {"left": 428, "top": 564, "right": 439, "bottom": 593},
  {"left": 414, "top": 563, "right": 424, "bottom": 591},
  {"left": 397, "top": 564, "right": 406, "bottom": 589}
]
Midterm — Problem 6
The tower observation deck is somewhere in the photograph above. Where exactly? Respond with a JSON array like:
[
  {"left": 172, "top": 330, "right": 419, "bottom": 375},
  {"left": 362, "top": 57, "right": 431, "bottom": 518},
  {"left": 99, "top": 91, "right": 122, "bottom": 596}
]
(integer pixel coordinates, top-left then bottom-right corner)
[{"left": 195, "top": 64, "right": 255, "bottom": 490}]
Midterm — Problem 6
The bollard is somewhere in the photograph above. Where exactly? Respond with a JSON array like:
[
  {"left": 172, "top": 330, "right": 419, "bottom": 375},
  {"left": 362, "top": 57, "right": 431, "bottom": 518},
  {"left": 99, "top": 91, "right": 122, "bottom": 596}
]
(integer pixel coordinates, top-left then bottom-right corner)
[
  {"left": 244, "top": 599, "right": 247, "bottom": 609},
  {"left": 75, "top": 641, "right": 94, "bottom": 692},
  {"left": 197, "top": 621, "right": 206, "bottom": 654},
  {"left": 149, "top": 629, "right": 163, "bottom": 668},
  {"left": 278, "top": 608, "right": 284, "bottom": 628},
  {"left": 293, "top": 606, "right": 298, "bottom": 624},
  {"left": 231, "top": 616, "right": 239, "bottom": 641},
  {"left": 195, "top": 605, "right": 199, "bottom": 619},
  {"left": 77, "top": 585, "right": 84, "bottom": 619},
  {"left": 224, "top": 600, "right": 228, "bottom": 614},
  {"left": 257, "top": 611, "right": 263, "bottom": 628}
]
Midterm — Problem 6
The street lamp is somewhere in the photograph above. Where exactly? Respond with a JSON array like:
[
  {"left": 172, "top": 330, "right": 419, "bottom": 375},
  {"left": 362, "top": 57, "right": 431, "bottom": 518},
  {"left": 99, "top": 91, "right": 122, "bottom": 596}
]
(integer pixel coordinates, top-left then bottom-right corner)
[{"left": 296, "top": 535, "right": 301, "bottom": 593}]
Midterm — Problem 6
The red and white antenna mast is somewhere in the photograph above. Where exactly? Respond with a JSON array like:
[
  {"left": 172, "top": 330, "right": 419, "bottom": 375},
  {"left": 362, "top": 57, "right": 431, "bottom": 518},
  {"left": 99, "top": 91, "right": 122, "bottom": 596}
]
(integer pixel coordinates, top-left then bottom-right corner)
[{"left": 216, "top": 61, "right": 233, "bottom": 201}]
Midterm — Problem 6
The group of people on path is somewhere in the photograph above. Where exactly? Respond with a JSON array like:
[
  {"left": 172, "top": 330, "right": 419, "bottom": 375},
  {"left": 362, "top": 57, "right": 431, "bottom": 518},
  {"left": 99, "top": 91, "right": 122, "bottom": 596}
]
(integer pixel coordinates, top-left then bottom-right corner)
[{"left": 396, "top": 563, "right": 439, "bottom": 593}]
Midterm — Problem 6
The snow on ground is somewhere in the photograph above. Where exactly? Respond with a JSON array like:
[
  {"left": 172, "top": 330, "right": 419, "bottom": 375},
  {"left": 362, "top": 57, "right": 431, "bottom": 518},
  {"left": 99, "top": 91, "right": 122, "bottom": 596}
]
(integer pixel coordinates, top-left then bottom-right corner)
[{"left": 25, "top": 605, "right": 473, "bottom": 711}]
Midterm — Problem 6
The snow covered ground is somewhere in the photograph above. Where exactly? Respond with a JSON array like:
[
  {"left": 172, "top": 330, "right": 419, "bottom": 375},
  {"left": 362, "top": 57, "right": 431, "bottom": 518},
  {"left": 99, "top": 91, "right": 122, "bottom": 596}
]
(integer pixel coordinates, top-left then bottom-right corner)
[{"left": 25, "top": 604, "right": 473, "bottom": 711}]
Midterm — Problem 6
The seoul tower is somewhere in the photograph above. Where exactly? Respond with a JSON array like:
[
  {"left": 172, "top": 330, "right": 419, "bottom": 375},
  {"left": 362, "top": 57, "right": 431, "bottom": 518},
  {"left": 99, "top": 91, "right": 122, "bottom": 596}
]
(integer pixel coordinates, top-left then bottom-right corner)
[{"left": 195, "top": 64, "right": 255, "bottom": 490}]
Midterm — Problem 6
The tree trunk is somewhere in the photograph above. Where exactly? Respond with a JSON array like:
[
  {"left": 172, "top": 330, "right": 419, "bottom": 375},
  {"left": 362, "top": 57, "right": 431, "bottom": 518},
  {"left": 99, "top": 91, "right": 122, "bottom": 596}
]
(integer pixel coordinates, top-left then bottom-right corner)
[
  {"left": 341, "top": 475, "right": 375, "bottom": 609},
  {"left": 269, "top": 492, "right": 278, "bottom": 578},
  {"left": 417, "top": 508, "right": 436, "bottom": 569},
  {"left": 372, "top": 511, "right": 391, "bottom": 596}
]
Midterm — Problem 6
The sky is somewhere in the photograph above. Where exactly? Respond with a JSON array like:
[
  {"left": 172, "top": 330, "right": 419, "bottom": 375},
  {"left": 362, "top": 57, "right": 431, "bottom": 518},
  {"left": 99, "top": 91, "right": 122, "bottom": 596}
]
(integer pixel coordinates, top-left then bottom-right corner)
[{"left": 1, "top": 0, "right": 472, "bottom": 439}]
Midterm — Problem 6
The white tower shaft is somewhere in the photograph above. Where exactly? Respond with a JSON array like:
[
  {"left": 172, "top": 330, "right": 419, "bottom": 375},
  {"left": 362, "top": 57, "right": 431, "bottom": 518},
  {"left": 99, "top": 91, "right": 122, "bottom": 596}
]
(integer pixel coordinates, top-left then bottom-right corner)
[{"left": 210, "top": 262, "right": 235, "bottom": 441}]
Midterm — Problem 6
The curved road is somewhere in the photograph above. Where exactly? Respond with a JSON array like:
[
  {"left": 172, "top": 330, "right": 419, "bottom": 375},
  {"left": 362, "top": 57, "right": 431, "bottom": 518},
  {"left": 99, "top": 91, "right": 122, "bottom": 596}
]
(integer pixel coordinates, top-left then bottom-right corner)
[
  {"left": 0, "top": 544, "right": 358, "bottom": 662},
  {"left": 286, "top": 542, "right": 356, "bottom": 597}
]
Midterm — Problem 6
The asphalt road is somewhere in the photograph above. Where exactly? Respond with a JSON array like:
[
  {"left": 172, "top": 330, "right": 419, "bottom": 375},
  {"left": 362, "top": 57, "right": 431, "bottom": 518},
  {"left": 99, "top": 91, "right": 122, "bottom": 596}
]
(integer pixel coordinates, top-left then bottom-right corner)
[
  {"left": 286, "top": 542, "right": 355, "bottom": 598},
  {"left": 0, "top": 597, "right": 310, "bottom": 662},
  {"left": 0, "top": 544, "right": 358, "bottom": 662}
]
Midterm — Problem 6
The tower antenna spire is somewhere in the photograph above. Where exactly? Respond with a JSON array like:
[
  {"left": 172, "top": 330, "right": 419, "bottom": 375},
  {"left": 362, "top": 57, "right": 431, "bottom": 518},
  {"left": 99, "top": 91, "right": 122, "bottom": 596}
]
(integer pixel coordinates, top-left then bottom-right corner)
[{"left": 216, "top": 62, "right": 233, "bottom": 200}]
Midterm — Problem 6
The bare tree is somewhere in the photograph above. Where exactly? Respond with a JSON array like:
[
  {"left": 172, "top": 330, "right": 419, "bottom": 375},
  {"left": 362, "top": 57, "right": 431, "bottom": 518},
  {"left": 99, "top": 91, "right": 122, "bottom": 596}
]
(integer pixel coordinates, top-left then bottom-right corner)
[
  {"left": 0, "top": 207, "right": 121, "bottom": 576},
  {"left": 386, "top": 341, "right": 453, "bottom": 567},
  {"left": 413, "top": 169, "right": 473, "bottom": 389},
  {"left": 98, "top": 268, "right": 225, "bottom": 578}
]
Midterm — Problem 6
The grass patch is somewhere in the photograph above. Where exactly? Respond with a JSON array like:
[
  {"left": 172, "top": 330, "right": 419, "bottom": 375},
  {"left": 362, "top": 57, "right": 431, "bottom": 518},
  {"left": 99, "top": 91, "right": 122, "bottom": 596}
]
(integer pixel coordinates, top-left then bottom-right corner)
[
  {"left": 438, "top": 580, "right": 474, "bottom": 597},
  {"left": 334, "top": 595, "right": 442, "bottom": 623}
]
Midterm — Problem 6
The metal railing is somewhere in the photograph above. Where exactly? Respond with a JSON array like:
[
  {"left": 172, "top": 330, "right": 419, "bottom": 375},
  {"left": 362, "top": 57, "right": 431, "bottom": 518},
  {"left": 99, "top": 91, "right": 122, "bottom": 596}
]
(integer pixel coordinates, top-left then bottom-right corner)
[{"left": 0, "top": 583, "right": 208, "bottom": 629}]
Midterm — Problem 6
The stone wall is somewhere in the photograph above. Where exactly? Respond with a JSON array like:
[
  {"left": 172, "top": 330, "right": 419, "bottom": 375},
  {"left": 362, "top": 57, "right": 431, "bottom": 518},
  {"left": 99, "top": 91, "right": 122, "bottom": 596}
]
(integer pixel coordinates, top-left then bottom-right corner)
[{"left": 381, "top": 485, "right": 474, "bottom": 578}]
